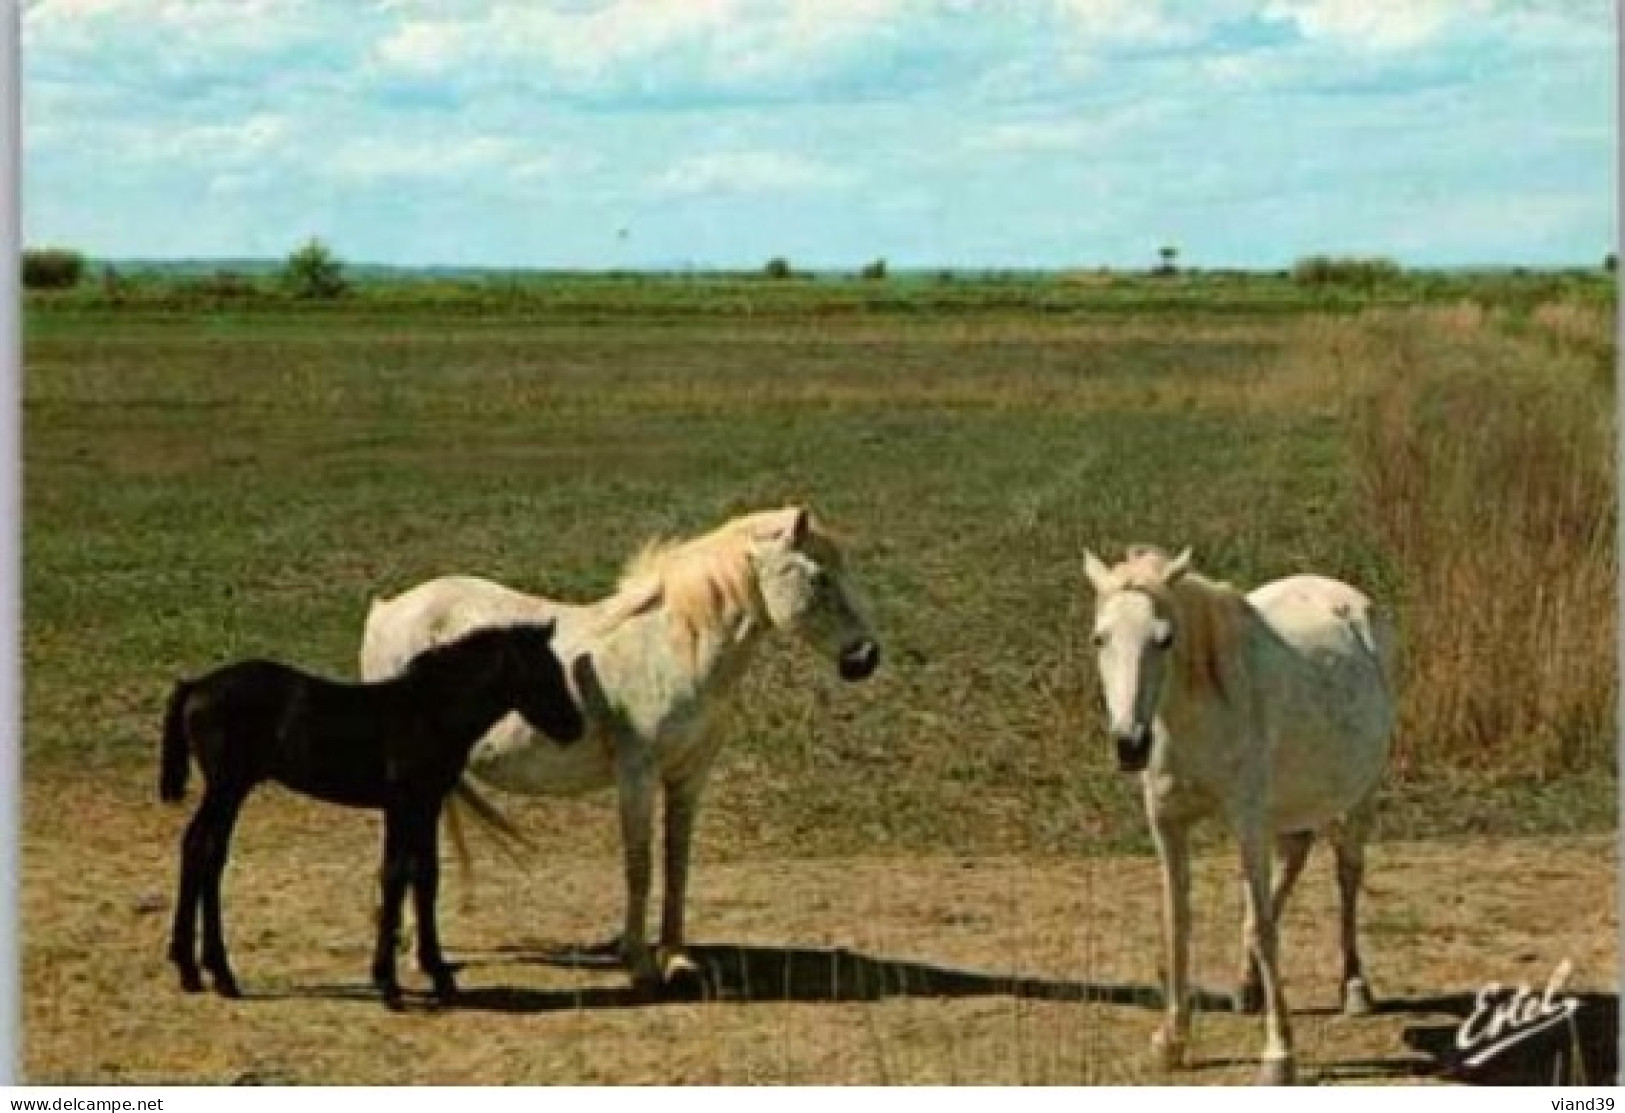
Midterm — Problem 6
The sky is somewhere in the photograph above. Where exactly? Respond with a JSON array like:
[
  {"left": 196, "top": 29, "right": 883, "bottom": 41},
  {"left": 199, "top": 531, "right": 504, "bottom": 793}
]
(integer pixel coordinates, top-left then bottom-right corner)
[{"left": 19, "top": 0, "right": 1619, "bottom": 270}]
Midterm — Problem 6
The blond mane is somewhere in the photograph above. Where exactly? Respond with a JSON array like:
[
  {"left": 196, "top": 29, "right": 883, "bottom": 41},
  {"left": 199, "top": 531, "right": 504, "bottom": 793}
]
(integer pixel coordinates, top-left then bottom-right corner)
[
  {"left": 604, "top": 508, "right": 844, "bottom": 655},
  {"left": 1109, "top": 546, "right": 1251, "bottom": 702}
]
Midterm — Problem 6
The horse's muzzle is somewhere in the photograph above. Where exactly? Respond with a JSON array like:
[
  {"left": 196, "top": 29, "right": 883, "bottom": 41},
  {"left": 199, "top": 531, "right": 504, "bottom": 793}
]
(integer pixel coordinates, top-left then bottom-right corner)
[
  {"left": 1114, "top": 725, "right": 1152, "bottom": 773},
  {"left": 838, "top": 640, "right": 881, "bottom": 682}
]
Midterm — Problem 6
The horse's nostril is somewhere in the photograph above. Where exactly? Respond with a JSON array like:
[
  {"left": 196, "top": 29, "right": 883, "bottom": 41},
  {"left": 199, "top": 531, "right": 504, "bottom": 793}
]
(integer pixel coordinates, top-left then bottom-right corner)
[
  {"left": 1113, "top": 723, "right": 1153, "bottom": 771},
  {"left": 838, "top": 641, "right": 880, "bottom": 681}
]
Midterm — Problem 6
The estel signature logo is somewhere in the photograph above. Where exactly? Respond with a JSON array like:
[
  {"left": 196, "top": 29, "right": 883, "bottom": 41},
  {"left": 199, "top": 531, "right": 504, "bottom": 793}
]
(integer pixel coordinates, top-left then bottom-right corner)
[{"left": 1456, "top": 959, "right": 1583, "bottom": 1069}]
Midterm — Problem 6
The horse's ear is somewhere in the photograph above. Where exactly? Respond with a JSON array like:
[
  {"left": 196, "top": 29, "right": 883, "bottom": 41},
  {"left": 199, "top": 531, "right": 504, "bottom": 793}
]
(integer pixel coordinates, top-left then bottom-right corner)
[
  {"left": 1083, "top": 550, "right": 1112, "bottom": 594},
  {"left": 1164, "top": 547, "right": 1194, "bottom": 583},
  {"left": 789, "top": 506, "right": 811, "bottom": 547}
]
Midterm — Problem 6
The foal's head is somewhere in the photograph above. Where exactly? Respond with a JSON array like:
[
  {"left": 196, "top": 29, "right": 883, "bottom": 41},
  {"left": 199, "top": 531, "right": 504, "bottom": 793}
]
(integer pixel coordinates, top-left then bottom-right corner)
[
  {"left": 1082, "top": 545, "right": 1193, "bottom": 773},
  {"left": 410, "top": 622, "right": 586, "bottom": 744}
]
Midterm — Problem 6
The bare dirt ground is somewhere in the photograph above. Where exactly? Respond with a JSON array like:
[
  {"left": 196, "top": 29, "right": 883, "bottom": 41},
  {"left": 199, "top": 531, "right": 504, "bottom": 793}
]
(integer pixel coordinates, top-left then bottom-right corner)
[{"left": 23, "top": 770, "right": 1618, "bottom": 1086}]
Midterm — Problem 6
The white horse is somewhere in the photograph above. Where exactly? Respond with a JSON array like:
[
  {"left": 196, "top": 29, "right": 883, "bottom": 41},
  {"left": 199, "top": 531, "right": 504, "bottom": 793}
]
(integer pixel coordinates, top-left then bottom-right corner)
[
  {"left": 1082, "top": 545, "right": 1396, "bottom": 1086},
  {"left": 360, "top": 506, "right": 881, "bottom": 987}
]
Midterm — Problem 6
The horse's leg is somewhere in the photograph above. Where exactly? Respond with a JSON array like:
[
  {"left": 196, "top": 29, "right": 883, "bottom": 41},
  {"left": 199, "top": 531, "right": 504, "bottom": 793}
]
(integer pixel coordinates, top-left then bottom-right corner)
[
  {"left": 1147, "top": 810, "right": 1192, "bottom": 1072},
  {"left": 614, "top": 752, "right": 661, "bottom": 988},
  {"left": 197, "top": 784, "right": 250, "bottom": 998},
  {"left": 408, "top": 802, "right": 457, "bottom": 1004},
  {"left": 1238, "top": 826, "right": 1296, "bottom": 1085},
  {"left": 1237, "top": 830, "right": 1314, "bottom": 1014},
  {"left": 657, "top": 774, "right": 705, "bottom": 986},
  {"left": 168, "top": 797, "right": 215, "bottom": 993},
  {"left": 1330, "top": 799, "right": 1377, "bottom": 1016},
  {"left": 372, "top": 810, "right": 413, "bottom": 1009}
]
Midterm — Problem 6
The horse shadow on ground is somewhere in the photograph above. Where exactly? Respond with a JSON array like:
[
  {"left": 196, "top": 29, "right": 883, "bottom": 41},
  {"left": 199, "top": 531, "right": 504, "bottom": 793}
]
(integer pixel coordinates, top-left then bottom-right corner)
[
  {"left": 267, "top": 940, "right": 1618, "bottom": 1085},
  {"left": 264, "top": 937, "right": 1222, "bottom": 1014},
  {"left": 450, "top": 938, "right": 1219, "bottom": 1012}
]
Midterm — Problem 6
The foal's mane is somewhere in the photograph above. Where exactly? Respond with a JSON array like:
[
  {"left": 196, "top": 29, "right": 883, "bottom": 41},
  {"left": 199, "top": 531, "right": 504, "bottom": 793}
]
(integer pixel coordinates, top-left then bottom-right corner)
[
  {"left": 1113, "top": 546, "right": 1251, "bottom": 703},
  {"left": 598, "top": 507, "right": 845, "bottom": 653},
  {"left": 404, "top": 623, "right": 529, "bottom": 683}
]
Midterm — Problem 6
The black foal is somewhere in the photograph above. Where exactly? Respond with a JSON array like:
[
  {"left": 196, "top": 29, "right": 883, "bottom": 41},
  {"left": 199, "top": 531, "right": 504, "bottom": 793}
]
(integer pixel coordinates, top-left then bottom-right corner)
[{"left": 159, "top": 621, "right": 584, "bottom": 1008}]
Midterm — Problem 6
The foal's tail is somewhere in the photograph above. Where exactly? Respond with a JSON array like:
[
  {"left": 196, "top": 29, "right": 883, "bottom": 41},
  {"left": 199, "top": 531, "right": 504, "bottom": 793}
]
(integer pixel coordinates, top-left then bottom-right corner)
[
  {"left": 444, "top": 778, "right": 536, "bottom": 907},
  {"left": 159, "top": 680, "right": 194, "bottom": 803}
]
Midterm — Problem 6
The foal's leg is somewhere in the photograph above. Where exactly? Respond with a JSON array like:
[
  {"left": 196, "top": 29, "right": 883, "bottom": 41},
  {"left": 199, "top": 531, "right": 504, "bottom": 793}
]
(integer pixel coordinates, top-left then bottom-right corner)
[
  {"left": 197, "top": 785, "right": 250, "bottom": 998},
  {"left": 615, "top": 752, "right": 661, "bottom": 987},
  {"left": 657, "top": 775, "right": 706, "bottom": 986},
  {"left": 372, "top": 813, "right": 414, "bottom": 1009},
  {"left": 1237, "top": 830, "right": 1314, "bottom": 1014},
  {"left": 1329, "top": 800, "right": 1377, "bottom": 1016},
  {"left": 168, "top": 797, "right": 216, "bottom": 993},
  {"left": 1147, "top": 811, "right": 1193, "bottom": 1072},
  {"left": 1238, "top": 826, "right": 1296, "bottom": 1085},
  {"left": 408, "top": 803, "right": 457, "bottom": 1004}
]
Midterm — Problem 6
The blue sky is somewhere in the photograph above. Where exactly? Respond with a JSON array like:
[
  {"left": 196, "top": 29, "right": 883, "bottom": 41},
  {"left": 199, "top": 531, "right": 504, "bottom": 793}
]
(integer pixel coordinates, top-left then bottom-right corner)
[{"left": 20, "top": 0, "right": 1618, "bottom": 269}]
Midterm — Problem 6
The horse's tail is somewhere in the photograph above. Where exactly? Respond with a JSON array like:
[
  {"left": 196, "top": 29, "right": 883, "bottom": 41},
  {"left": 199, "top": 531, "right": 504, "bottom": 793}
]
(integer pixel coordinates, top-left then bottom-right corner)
[
  {"left": 444, "top": 778, "right": 536, "bottom": 909},
  {"left": 159, "top": 680, "right": 194, "bottom": 803}
]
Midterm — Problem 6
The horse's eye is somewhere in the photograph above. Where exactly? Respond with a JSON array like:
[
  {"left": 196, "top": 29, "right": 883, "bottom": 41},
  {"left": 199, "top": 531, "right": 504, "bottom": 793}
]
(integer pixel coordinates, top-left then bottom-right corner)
[
  {"left": 1153, "top": 629, "right": 1175, "bottom": 650},
  {"left": 1091, "top": 631, "right": 1107, "bottom": 649}
]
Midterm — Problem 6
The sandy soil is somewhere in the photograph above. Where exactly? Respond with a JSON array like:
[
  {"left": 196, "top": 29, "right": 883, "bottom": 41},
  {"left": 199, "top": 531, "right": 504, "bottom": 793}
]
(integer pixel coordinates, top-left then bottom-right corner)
[{"left": 21, "top": 770, "right": 1618, "bottom": 1085}]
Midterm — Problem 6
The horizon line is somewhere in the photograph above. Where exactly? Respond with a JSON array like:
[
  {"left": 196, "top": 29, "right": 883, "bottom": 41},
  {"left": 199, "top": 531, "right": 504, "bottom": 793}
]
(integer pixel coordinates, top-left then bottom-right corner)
[{"left": 37, "top": 255, "right": 1616, "bottom": 276}]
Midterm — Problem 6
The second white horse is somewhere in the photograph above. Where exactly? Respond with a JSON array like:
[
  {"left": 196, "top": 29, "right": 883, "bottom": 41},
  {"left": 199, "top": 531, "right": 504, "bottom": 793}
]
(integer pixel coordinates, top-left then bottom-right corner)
[{"left": 1083, "top": 544, "right": 1396, "bottom": 1085}]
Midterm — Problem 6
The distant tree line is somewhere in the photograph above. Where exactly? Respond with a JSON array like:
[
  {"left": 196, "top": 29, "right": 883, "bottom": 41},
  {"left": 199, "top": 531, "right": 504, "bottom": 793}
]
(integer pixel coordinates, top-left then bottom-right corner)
[
  {"left": 21, "top": 238, "right": 351, "bottom": 299},
  {"left": 20, "top": 243, "right": 1618, "bottom": 302}
]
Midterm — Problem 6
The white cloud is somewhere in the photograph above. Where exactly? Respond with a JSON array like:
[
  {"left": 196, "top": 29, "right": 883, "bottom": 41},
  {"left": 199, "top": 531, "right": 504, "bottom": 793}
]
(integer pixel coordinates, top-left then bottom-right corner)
[
  {"left": 326, "top": 135, "right": 553, "bottom": 182},
  {"left": 653, "top": 150, "right": 856, "bottom": 197},
  {"left": 1051, "top": 0, "right": 1194, "bottom": 46},
  {"left": 1261, "top": 0, "right": 1496, "bottom": 51},
  {"left": 163, "top": 115, "right": 290, "bottom": 164},
  {"left": 26, "top": 0, "right": 323, "bottom": 54},
  {"left": 965, "top": 104, "right": 1165, "bottom": 154},
  {"left": 370, "top": 0, "right": 914, "bottom": 94},
  {"left": 206, "top": 170, "right": 271, "bottom": 198},
  {"left": 372, "top": 18, "right": 470, "bottom": 74}
]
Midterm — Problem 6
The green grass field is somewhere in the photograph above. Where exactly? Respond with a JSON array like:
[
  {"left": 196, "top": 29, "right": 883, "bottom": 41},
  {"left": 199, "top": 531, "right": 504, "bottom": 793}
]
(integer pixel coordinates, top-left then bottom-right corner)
[{"left": 22, "top": 279, "right": 1618, "bottom": 859}]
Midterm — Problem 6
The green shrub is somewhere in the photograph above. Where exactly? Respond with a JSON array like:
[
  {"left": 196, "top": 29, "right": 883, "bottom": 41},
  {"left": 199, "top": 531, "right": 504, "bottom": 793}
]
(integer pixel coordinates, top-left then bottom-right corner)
[
  {"left": 22, "top": 248, "right": 86, "bottom": 290},
  {"left": 281, "top": 238, "right": 348, "bottom": 299},
  {"left": 1291, "top": 255, "right": 1402, "bottom": 291}
]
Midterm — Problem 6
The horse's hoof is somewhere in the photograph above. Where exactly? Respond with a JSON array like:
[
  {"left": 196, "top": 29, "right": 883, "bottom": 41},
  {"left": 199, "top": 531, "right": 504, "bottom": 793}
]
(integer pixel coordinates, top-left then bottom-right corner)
[
  {"left": 1232, "top": 981, "right": 1263, "bottom": 1015},
  {"left": 1150, "top": 1027, "right": 1187, "bottom": 1071},
  {"left": 177, "top": 968, "right": 205, "bottom": 993},
  {"left": 662, "top": 951, "right": 701, "bottom": 980},
  {"left": 211, "top": 973, "right": 242, "bottom": 999},
  {"left": 379, "top": 988, "right": 406, "bottom": 1011},
  {"left": 660, "top": 952, "right": 706, "bottom": 999},
  {"left": 431, "top": 976, "right": 460, "bottom": 1006},
  {"left": 1257, "top": 1055, "right": 1296, "bottom": 1086},
  {"left": 1342, "top": 978, "right": 1375, "bottom": 1017}
]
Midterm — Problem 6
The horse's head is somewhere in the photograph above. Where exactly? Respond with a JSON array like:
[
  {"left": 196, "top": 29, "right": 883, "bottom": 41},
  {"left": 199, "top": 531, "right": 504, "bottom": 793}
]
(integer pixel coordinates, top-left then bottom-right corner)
[
  {"left": 500, "top": 620, "right": 587, "bottom": 744},
  {"left": 748, "top": 507, "right": 881, "bottom": 682},
  {"left": 1083, "top": 545, "right": 1193, "bottom": 773}
]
